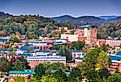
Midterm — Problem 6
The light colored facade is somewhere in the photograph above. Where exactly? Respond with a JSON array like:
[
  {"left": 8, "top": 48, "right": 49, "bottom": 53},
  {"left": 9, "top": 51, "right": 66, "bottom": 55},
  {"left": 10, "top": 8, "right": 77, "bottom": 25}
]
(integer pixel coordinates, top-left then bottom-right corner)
[
  {"left": 106, "top": 40, "right": 121, "bottom": 47},
  {"left": 27, "top": 56, "right": 66, "bottom": 68},
  {"left": 97, "top": 39, "right": 121, "bottom": 47},
  {"left": 56, "top": 39, "right": 68, "bottom": 43},
  {"left": 61, "top": 34, "right": 78, "bottom": 42},
  {"left": 28, "top": 41, "right": 52, "bottom": 50},
  {"left": 71, "top": 50, "right": 83, "bottom": 60}
]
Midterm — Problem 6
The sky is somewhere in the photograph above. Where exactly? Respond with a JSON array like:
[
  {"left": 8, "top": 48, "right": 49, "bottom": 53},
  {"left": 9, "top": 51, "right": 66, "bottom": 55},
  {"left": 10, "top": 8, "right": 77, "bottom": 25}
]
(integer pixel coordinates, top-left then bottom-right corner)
[{"left": 0, "top": 0, "right": 121, "bottom": 17}]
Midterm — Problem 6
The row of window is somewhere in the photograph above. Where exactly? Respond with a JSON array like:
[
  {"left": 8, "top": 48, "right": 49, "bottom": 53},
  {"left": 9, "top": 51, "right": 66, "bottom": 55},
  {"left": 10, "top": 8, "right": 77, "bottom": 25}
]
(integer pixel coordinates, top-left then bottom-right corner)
[{"left": 28, "top": 60, "right": 66, "bottom": 62}]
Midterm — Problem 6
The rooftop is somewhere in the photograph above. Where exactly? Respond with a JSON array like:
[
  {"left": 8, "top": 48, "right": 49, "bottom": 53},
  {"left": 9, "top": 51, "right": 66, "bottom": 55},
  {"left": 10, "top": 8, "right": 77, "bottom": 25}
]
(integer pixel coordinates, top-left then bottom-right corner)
[
  {"left": 9, "top": 70, "right": 35, "bottom": 75},
  {"left": 72, "top": 50, "right": 82, "bottom": 52}
]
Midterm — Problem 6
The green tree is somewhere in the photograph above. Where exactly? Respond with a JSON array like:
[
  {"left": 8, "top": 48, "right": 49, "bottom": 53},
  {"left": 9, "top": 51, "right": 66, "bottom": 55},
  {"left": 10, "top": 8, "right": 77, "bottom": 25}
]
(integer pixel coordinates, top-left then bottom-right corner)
[
  {"left": 41, "top": 75, "right": 58, "bottom": 82},
  {"left": 13, "top": 60, "right": 25, "bottom": 70},
  {"left": 51, "top": 44, "right": 60, "bottom": 50},
  {"left": 49, "top": 62, "right": 65, "bottom": 70},
  {"left": 9, "top": 48, "right": 16, "bottom": 57},
  {"left": 53, "top": 68, "right": 67, "bottom": 81},
  {"left": 107, "top": 73, "right": 121, "bottom": 82},
  {"left": 9, "top": 36, "right": 20, "bottom": 43},
  {"left": 98, "top": 68, "right": 110, "bottom": 80},
  {"left": 80, "top": 48, "right": 110, "bottom": 81},
  {"left": 34, "top": 63, "right": 46, "bottom": 81},
  {"left": 0, "top": 57, "right": 10, "bottom": 72},
  {"left": 13, "top": 76, "right": 25, "bottom": 82},
  {"left": 69, "top": 67, "right": 82, "bottom": 81},
  {"left": 71, "top": 41, "right": 85, "bottom": 50}
]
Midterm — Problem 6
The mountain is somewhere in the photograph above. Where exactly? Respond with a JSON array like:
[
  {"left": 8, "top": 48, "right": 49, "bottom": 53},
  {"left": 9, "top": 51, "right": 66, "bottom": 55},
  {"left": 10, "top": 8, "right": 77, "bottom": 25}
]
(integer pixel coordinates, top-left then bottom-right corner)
[
  {"left": 53, "top": 15, "right": 106, "bottom": 24},
  {"left": 99, "top": 16, "right": 118, "bottom": 20},
  {"left": 108, "top": 16, "right": 121, "bottom": 22},
  {"left": 75, "top": 16, "right": 106, "bottom": 23},
  {"left": 0, "top": 12, "right": 13, "bottom": 19},
  {"left": 52, "top": 15, "right": 75, "bottom": 22}
]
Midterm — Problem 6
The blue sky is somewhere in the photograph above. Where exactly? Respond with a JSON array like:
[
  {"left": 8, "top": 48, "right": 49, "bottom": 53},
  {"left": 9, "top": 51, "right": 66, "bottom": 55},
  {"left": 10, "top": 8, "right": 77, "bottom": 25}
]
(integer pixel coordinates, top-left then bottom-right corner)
[{"left": 0, "top": 0, "right": 121, "bottom": 17}]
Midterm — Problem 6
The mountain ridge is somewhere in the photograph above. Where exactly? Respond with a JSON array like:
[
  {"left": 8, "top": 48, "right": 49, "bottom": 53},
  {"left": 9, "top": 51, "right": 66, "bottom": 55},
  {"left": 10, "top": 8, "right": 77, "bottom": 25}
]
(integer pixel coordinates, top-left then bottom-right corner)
[{"left": 52, "top": 15, "right": 121, "bottom": 24}]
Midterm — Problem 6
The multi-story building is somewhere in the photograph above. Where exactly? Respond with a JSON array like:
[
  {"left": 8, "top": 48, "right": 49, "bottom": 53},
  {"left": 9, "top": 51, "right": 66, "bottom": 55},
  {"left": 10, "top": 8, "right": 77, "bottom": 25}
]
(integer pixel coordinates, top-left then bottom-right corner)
[
  {"left": 27, "top": 56, "right": 66, "bottom": 68},
  {"left": 97, "top": 39, "right": 121, "bottom": 47},
  {"left": 61, "top": 25, "right": 97, "bottom": 47},
  {"left": 109, "top": 51, "right": 121, "bottom": 73},
  {"left": 71, "top": 50, "right": 83, "bottom": 60},
  {"left": 28, "top": 41, "right": 52, "bottom": 50}
]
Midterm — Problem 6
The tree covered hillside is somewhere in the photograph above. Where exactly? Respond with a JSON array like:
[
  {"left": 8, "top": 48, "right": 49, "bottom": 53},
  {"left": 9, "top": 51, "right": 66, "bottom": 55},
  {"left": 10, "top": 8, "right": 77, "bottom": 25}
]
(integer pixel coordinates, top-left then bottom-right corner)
[
  {"left": 97, "top": 22, "right": 121, "bottom": 39},
  {"left": 0, "top": 15, "right": 57, "bottom": 38}
]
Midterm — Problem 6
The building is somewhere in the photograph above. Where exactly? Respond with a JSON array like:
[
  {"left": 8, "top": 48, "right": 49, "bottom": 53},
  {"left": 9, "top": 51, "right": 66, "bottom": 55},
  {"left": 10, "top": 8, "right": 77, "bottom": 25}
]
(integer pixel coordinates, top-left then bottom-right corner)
[
  {"left": 61, "top": 34, "right": 78, "bottom": 42},
  {"left": 61, "top": 25, "right": 97, "bottom": 46},
  {"left": 75, "top": 57, "right": 83, "bottom": 66},
  {"left": 97, "top": 39, "right": 121, "bottom": 47},
  {"left": 106, "top": 40, "right": 121, "bottom": 47},
  {"left": 28, "top": 41, "right": 52, "bottom": 50},
  {"left": 109, "top": 51, "right": 121, "bottom": 73},
  {"left": 27, "top": 56, "right": 66, "bottom": 68},
  {"left": 55, "top": 38, "right": 68, "bottom": 43},
  {"left": 42, "top": 38, "right": 56, "bottom": 43},
  {"left": 71, "top": 50, "right": 83, "bottom": 60},
  {"left": 9, "top": 70, "right": 35, "bottom": 77}
]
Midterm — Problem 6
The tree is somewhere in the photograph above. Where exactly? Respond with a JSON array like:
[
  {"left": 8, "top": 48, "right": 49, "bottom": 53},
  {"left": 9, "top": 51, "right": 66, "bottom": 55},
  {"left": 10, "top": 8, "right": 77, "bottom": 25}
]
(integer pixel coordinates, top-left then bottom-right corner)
[
  {"left": 41, "top": 75, "right": 58, "bottom": 82},
  {"left": 52, "top": 44, "right": 60, "bottom": 50},
  {"left": 100, "top": 44, "right": 109, "bottom": 52},
  {"left": 80, "top": 48, "right": 110, "bottom": 81},
  {"left": 69, "top": 67, "right": 82, "bottom": 80},
  {"left": 13, "top": 76, "right": 25, "bottom": 82},
  {"left": 20, "top": 56, "right": 30, "bottom": 69},
  {"left": 9, "top": 48, "right": 16, "bottom": 58},
  {"left": 9, "top": 36, "right": 20, "bottom": 43},
  {"left": 53, "top": 68, "right": 67, "bottom": 81},
  {"left": 71, "top": 41, "right": 85, "bottom": 50},
  {"left": 49, "top": 62, "right": 65, "bottom": 70},
  {"left": 96, "top": 51, "right": 110, "bottom": 70},
  {"left": 12, "top": 60, "right": 25, "bottom": 70},
  {"left": 10, "top": 56, "right": 30, "bottom": 70},
  {"left": 98, "top": 68, "right": 110, "bottom": 80},
  {"left": 59, "top": 44, "right": 72, "bottom": 60},
  {"left": 34, "top": 63, "right": 46, "bottom": 81},
  {"left": 0, "top": 57, "right": 10, "bottom": 72},
  {"left": 107, "top": 73, "right": 121, "bottom": 82}
]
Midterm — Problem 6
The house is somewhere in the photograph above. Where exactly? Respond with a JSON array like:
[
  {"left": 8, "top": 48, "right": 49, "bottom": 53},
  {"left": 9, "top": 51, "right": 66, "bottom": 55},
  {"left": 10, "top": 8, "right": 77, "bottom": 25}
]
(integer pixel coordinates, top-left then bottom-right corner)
[{"left": 9, "top": 70, "right": 35, "bottom": 77}]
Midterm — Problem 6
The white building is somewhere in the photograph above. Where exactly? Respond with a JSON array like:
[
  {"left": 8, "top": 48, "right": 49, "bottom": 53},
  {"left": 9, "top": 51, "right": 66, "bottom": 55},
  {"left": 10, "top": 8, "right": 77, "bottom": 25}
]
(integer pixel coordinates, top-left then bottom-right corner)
[{"left": 61, "top": 34, "right": 78, "bottom": 42}]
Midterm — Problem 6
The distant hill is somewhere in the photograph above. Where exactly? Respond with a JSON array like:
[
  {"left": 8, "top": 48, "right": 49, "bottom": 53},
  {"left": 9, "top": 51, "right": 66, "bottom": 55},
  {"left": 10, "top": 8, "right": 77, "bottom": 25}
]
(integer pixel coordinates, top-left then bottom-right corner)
[
  {"left": 75, "top": 16, "right": 106, "bottom": 23},
  {"left": 99, "top": 16, "right": 118, "bottom": 20},
  {"left": 52, "top": 15, "right": 106, "bottom": 24},
  {"left": 0, "top": 12, "right": 13, "bottom": 19},
  {"left": 108, "top": 16, "right": 121, "bottom": 22},
  {"left": 52, "top": 15, "right": 75, "bottom": 22}
]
